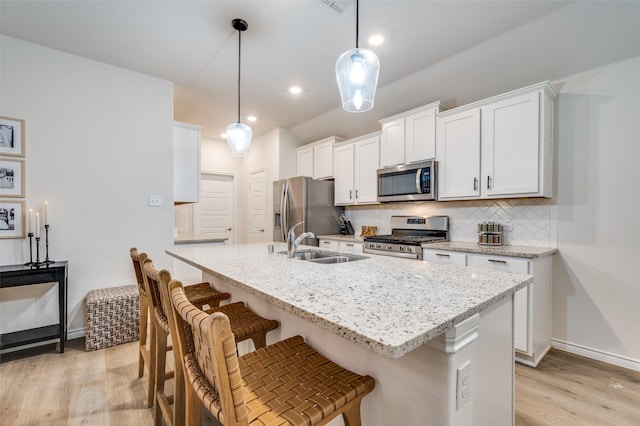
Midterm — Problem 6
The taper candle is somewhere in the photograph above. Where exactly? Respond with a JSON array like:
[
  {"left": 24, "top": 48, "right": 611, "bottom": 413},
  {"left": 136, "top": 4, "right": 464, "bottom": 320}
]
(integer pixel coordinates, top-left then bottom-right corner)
[
  {"left": 45, "top": 201, "right": 48, "bottom": 225},
  {"left": 36, "top": 212, "right": 40, "bottom": 238},
  {"left": 29, "top": 209, "right": 34, "bottom": 234}
]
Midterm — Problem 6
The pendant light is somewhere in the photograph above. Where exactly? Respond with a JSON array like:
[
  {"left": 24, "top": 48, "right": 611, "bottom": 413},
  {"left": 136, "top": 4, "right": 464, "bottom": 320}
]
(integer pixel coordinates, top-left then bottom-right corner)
[
  {"left": 335, "top": 0, "right": 380, "bottom": 113},
  {"left": 226, "top": 18, "right": 252, "bottom": 156}
]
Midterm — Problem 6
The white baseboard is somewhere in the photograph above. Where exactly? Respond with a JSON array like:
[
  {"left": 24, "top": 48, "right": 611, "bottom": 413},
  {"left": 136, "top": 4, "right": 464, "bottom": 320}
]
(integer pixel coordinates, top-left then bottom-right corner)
[
  {"left": 551, "top": 338, "right": 640, "bottom": 372},
  {"left": 67, "top": 327, "right": 85, "bottom": 340}
]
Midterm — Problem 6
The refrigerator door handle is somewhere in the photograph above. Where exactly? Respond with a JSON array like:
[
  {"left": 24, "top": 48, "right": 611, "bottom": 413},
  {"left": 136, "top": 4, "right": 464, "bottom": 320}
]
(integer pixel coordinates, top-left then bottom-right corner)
[{"left": 281, "top": 183, "right": 289, "bottom": 242}]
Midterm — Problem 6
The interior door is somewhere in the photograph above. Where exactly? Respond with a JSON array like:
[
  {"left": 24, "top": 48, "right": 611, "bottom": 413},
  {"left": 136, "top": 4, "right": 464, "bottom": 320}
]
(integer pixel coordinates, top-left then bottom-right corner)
[
  {"left": 195, "top": 173, "right": 235, "bottom": 243},
  {"left": 248, "top": 170, "right": 266, "bottom": 243}
]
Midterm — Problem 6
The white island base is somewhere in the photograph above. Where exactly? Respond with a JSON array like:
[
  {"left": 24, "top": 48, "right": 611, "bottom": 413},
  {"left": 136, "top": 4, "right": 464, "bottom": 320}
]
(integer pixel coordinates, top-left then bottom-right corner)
[{"left": 202, "top": 272, "right": 515, "bottom": 426}]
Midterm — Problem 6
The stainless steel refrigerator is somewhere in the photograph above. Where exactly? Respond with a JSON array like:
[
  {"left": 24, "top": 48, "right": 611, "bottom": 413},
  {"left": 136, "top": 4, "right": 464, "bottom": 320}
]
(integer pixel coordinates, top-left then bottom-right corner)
[{"left": 273, "top": 177, "right": 344, "bottom": 246}]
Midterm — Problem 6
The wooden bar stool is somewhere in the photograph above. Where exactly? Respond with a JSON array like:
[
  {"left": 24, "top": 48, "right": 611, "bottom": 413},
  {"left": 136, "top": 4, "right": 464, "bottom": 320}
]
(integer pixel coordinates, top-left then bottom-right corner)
[
  {"left": 145, "top": 260, "right": 280, "bottom": 426},
  {"left": 131, "top": 247, "right": 231, "bottom": 407},
  {"left": 129, "top": 248, "right": 151, "bottom": 390},
  {"left": 168, "top": 279, "right": 375, "bottom": 426}
]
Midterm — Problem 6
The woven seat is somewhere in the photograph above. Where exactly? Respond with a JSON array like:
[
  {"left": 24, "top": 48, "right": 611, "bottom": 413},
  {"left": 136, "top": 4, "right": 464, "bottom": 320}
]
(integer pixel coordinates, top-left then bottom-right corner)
[
  {"left": 183, "top": 282, "right": 231, "bottom": 310},
  {"left": 168, "top": 279, "right": 375, "bottom": 426},
  {"left": 147, "top": 261, "right": 280, "bottom": 426}
]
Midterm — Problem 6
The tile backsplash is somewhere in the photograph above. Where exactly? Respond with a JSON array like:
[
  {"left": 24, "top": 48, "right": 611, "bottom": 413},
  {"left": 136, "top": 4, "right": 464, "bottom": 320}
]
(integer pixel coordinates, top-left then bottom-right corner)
[{"left": 345, "top": 198, "right": 557, "bottom": 248}]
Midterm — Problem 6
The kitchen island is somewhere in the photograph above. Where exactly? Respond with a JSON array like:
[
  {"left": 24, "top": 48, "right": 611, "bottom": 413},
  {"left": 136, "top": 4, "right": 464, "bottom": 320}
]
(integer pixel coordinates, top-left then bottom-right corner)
[{"left": 167, "top": 242, "right": 533, "bottom": 425}]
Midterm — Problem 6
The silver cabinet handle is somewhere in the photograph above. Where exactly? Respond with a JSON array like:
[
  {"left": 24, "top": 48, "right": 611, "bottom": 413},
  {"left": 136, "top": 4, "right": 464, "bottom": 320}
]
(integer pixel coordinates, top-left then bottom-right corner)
[
  {"left": 488, "top": 259, "right": 507, "bottom": 264},
  {"left": 355, "top": 190, "right": 359, "bottom": 199},
  {"left": 349, "top": 190, "right": 353, "bottom": 199},
  {"left": 345, "top": 243, "right": 354, "bottom": 247},
  {"left": 435, "top": 253, "right": 450, "bottom": 257},
  {"left": 257, "top": 229, "right": 264, "bottom": 233},
  {"left": 226, "top": 228, "right": 233, "bottom": 231},
  {"left": 473, "top": 177, "right": 478, "bottom": 191},
  {"left": 322, "top": 241, "right": 331, "bottom": 245},
  {"left": 487, "top": 175, "right": 491, "bottom": 189}
]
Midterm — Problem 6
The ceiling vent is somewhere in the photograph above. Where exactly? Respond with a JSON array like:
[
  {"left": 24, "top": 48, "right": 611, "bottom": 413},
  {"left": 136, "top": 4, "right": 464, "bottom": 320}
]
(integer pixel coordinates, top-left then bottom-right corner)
[{"left": 321, "top": 0, "right": 354, "bottom": 13}]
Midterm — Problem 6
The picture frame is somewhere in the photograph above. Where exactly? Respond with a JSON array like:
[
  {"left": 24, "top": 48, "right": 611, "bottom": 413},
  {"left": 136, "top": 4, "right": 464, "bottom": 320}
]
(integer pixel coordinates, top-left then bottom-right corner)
[
  {"left": 0, "top": 116, "right": 26, "bottom": 157},
  {"left": 0, "top": 199, "right": 26, "bottom": 239},
  {"left": 0, "top": 157, "right": 25, "bottom": 198}
]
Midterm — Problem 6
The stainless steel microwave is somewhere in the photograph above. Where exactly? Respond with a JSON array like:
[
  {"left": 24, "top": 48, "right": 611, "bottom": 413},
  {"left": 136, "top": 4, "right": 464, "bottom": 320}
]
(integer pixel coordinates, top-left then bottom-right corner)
[{"left": 377, "top": 160, "right": 437, "bottom": 202}]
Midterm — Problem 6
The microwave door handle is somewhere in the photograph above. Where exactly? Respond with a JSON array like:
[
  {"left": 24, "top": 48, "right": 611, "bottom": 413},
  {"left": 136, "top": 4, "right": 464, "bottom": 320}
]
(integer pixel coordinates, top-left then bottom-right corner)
[{"left": 416, "top": 168, "right": 423, "bottom": 193}]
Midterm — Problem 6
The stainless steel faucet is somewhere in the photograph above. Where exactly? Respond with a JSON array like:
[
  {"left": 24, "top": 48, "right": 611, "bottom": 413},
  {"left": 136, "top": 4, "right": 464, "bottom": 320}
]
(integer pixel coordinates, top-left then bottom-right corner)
[{"left": 287, "top": 221, "right": 316, "bottom": 258}]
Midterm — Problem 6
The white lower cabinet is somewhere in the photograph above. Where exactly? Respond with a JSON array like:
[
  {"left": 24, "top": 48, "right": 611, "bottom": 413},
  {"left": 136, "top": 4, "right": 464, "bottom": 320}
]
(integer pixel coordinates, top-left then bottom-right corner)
[
  {"left": 319, "top": 239, "right": 363, "bottom": 254},
  {"left": 423, "top": 248, "right": 552, "bottom": 366}
]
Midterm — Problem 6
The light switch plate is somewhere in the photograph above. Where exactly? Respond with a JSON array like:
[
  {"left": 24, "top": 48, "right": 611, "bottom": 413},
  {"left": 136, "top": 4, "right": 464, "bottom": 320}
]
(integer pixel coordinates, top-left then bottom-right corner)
[{"left": 148, "top": 195, "right": 162, "bottom": 207}]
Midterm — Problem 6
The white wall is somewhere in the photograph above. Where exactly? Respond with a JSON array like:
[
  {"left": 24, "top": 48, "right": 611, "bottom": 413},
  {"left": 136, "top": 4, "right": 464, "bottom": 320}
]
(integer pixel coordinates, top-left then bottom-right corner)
[
  {"left": 551, "top": 56, "right": 640, "bottom": 367},
  {"left": 0, "top": 36, "right": 174, "bottom": 333}
]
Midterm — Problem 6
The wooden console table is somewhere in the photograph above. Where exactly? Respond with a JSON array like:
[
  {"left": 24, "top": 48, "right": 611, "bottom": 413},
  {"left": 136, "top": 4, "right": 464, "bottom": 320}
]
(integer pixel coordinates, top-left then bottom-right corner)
[{"left": 0, "top": 261, "right": 68, "bottom": 353}]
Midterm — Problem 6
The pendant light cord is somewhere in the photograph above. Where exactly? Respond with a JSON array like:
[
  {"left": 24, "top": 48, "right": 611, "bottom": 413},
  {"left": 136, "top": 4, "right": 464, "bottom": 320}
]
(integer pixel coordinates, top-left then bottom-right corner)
[
  {"left": 355, "top": 0, "right": 359, "bottom": 48},
  {"left": 237, "top": 29, "right": 242, "bottom": 124}
]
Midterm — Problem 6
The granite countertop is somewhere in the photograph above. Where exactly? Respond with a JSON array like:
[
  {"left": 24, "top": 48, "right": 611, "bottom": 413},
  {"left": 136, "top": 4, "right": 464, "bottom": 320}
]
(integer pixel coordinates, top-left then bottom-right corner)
[
  {"left": 174, "top": 233, "right": 228, "bottom": 245},
  {"left": 423, "top": 241, "right": 557, "bottom": 258},
  {"left": 316, "top": 234, "right": 364, "bottom": 242},
  {"left": 167, "top": 242, "right": 532, "bottom": 359}
]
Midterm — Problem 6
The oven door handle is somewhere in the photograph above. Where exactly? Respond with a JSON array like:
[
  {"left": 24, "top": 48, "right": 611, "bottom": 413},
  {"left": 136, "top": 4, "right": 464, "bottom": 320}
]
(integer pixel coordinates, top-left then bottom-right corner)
[{"left": 416, "top": 168, "right": 423, "bottom": 194}]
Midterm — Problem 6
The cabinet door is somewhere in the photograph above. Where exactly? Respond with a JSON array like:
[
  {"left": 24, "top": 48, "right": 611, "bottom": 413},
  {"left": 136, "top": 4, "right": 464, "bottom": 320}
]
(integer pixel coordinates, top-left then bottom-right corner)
[
  {"left": 436, "top": 109, "right": 481, "bottom": 199},
  {"left": 334, "top": 144, "right": 355, "bottom": 205},
  {"left": 469, "top": 254, "right": 531, "bottom": 354},
  {"left": 422, "top": 249, "right": 467, "bottom": 266},
  {"left": 482, "top": 91, "right": 540, "bottom": 197},
  {"left": 380, "top": 119, "right": 405, "bottom": 167},
  {"left": 354, "top": 136, "right": 380, "bottom": 204},
  {"left": 313, "top": 141, "right": 334, "bottom": 179},
  {"left": 297, "top": 146, "right": 314, "bottom": 178},
  {"left": 173, "top": 122, "right": 201, "bottom": 203},
  {"left": 406, "top": 108, "right": 437, "bottom": 163}
]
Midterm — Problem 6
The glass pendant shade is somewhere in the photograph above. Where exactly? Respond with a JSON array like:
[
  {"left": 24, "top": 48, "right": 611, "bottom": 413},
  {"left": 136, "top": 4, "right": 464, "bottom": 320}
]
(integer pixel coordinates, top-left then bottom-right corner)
[
  {"left": 336, "top": 47, "right": 380, "bottom": 112},
  {"left": 226, "top": 122, "right": 252, "bottom": 156}
]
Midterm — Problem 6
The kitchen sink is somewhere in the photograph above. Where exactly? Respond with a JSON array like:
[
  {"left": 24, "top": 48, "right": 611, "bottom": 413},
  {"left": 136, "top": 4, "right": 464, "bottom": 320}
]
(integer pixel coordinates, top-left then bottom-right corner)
[{"left": 278, "top": 249, "right": 368, "bottom": 264}]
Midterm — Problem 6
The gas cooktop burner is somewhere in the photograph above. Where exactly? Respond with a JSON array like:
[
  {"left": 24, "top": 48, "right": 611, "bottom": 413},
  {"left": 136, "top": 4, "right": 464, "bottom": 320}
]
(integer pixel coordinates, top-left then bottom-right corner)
[
  {"left": 364, "top": 235, "right": 446, "bottom": 245},
  {"left": 363, "top": 215, "right": 449, "bottom": 260}
]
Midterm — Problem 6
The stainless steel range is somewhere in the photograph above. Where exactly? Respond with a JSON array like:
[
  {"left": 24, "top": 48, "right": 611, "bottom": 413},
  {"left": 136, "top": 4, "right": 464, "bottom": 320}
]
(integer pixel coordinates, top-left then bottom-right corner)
[{"left": 363, "top": 215, "right": 449, "bottom": 260}]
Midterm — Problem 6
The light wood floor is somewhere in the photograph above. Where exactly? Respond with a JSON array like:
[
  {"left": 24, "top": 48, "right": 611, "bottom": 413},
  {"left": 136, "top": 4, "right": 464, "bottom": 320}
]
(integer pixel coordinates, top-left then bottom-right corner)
[{"left": 1, "top": 339, "right": 638, "bottom": 425}]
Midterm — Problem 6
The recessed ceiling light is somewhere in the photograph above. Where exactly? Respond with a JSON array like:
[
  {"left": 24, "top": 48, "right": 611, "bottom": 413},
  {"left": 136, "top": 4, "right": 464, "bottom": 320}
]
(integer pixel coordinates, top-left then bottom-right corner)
[
  {"left": 368, "top": 34, "right": 384, "bottom": 46},
  {"left": 289, "top": 86, "right": 302, "bottom": 94},
  {"left": 247, "top": 115, "right": 257, "bottom": 122}
]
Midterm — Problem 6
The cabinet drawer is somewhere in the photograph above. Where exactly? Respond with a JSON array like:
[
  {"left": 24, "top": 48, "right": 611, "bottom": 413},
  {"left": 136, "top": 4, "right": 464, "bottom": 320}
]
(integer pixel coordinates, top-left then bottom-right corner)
[
  {"left": 423, "top": 250, "right": 467, "bottom": 266},
  {"left": 319, "top": 239, "right": 339, "bottom": 251},
  {"left": 469, "top": 254, "right": 529, "bottom": 274},
  {"left": 340, "top": 242, "right": 363, "bottom": 254}
]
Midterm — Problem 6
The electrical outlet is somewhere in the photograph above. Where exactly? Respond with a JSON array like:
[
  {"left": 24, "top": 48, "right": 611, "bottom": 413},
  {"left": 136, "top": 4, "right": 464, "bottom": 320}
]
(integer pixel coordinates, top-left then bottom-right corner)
[
  {"left": 148, "top": 195, "right": 162, "bottom": 207},
  {"left": 456, "top": 361, "right": 471, "bottom": 410},
  {"left": 502, "top": 222, "right": 513, "bottom": 232}
]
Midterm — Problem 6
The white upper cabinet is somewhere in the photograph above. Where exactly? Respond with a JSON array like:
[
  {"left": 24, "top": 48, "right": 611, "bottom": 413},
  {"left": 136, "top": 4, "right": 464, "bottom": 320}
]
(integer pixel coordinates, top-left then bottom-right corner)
[
  {"left": 173, "top": 121, "right": 201, "bottom": 204},
  {"left": 437, "top": 108, "right": 481, "bottom": 199},
  {"left": 437, "top": 82, "right": 557, "bottom": 200},
  {"left": 379, "top": 101, "right": 448, "bottom": 167},
  {"left": 296, "top": 136, "right": 344, "bottom": 179},
  {"left": 334, "top": 132, "right": 380, "bottom": 205},
  {"left": 296, "top": 145, "right": 314, "bottom": 178}
]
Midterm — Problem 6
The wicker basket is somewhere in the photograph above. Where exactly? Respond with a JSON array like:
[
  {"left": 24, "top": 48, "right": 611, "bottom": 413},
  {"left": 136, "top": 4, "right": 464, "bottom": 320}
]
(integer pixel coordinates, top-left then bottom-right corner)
[{"left": 85, "top": 285, "right": 139, "bottom": 351}]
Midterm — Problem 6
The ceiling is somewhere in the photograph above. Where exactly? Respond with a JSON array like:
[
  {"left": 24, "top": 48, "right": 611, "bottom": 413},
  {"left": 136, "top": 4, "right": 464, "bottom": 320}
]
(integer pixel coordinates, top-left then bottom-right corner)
[{"left": 2, "top": 1, "right": 640, "bottom": 144}]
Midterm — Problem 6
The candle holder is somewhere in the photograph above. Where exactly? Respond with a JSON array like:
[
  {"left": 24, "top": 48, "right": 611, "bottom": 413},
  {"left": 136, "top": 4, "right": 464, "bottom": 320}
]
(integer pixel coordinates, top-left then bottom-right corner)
[
  {"left": 35, "top": 236, "right": 41, "bottom": 265},
  {"left": 43, "top": 224, "right": 54, "bottom": 264},
  {"left": 24, "top": 232, "right": 35, "bottom": 266}
]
